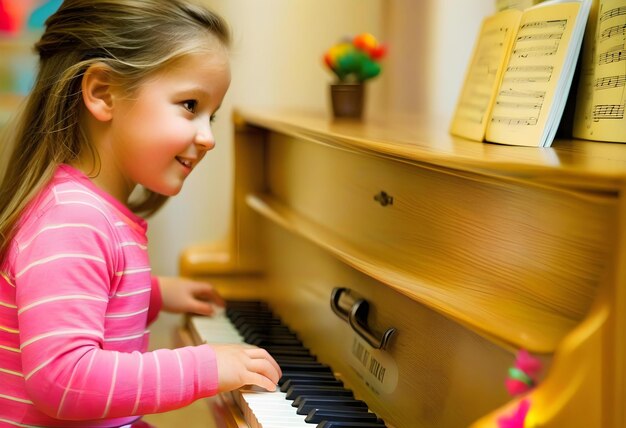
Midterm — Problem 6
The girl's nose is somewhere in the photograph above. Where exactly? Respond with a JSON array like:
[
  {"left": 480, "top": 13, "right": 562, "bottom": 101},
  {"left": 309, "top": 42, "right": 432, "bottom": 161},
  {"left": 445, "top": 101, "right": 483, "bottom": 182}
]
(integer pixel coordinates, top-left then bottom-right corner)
[{"left": 195, "top": 122, "right": 216, "bottom": 151}]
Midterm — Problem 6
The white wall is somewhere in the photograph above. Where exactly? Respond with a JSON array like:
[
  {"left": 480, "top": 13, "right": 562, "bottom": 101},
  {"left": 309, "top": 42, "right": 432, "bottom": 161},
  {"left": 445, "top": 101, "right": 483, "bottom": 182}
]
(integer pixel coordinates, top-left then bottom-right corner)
[
  {"left": 147, "top": 0, "right": 495, "bottom": 277},
  {"left": 147, "top": 0, "right": 384, "bottom": 275}
]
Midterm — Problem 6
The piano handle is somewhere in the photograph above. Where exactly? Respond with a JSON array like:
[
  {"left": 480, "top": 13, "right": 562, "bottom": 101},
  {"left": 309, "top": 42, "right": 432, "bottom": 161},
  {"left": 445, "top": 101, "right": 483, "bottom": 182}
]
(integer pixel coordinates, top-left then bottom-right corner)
[
  {"left": 330, "top": 287, "right": 351, "bottom": 321},
  {"left": 331, "top": 287, "right": 397, "bottom": 350}
]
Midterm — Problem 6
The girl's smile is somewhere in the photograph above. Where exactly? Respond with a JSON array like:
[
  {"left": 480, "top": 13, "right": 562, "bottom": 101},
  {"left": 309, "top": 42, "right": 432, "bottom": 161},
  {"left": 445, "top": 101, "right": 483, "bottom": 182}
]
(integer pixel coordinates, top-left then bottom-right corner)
[{"left": 80, "top": 45, "right": 231, "bottom": 203}]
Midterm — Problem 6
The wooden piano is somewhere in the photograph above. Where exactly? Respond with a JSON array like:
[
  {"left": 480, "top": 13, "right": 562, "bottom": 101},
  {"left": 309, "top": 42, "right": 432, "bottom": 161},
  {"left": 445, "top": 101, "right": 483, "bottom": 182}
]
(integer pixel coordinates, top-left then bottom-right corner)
[{"left": 177, "top": 108, "right": 626, "bottom": 427}]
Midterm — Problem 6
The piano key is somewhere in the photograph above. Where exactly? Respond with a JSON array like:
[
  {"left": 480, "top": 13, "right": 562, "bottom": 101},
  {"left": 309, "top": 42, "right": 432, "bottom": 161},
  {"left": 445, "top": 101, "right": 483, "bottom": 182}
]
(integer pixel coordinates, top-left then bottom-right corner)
[
  {"left": 189, "top": 316, "right": 243, "bottom": 343},
  {"left": 305, "top": 408, "right": 383, "bottom": 424},
  {"left": 236, "top": 389, "right": 310, "bottom": 428},
  {"left": 285, "top": 385, "right": 354, "bottom": 400},
  {"left": 295, "top": 398, "right": 369, "bottom": 415},
  {"left": 279, "top": 372, "right": 337, "bottom": 386},
  {"left": 234, "top": 317, "right": 282, "bottom": 329},
  {"left": 279, "top": 363, "right": 333, "bottom": 373},
  {"left": 249, "top": 337, "right": 304, "bottom": 347},
  {"left": 245, "top": 330, "right": 299, "bottom": 339},
  {"left": 316, "top": 422, "right": 387, "bottom": 428},
  {"left": 266, "top": 346, "right": 315, "bottom": 357},
  {"left": 193, "top": 301, "right": 386, "bottom": 428},
  {"left": 274, "top": 355, "right": 318, "bottom": 364},
  {"left": 279, "top": 378, "right": 344, "bottom": 392}
]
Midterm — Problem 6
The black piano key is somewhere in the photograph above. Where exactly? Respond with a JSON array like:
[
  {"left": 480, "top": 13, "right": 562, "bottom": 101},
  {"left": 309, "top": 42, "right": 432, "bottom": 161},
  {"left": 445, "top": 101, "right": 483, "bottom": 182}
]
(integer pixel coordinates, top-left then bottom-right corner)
[
  {"left": 285, "top": 385, "right": 354, "bottom": 400},
  {"left": 279, "top": 372, "right": 337, "bottom": 386},
  {"left": 226, "top": 300, "right": 270, "bottom": 308},
  {"left": 245, "top": 329, "right": 299, "bottom": 338},
  {"left": 240, "top": 322, "right": 292, "bottom": 331},
  {"left": 280, "top": 378, "right": 344, "bottom": 392},
  {"left": 233, "top": 317, "right": 281, "bottom": 329},
  {"left": 249, "top": 337, "right": 304, "bottom": 347},
  {"left": 225, "top": 300, "right": 384, "bottom": 428},
  {"left": 296, "top": 398, "right": 369, "bottom": 415},
  {"left": 241, "top": 327, "right": 295, "bottom": 339},
  {"left": 279, "top": 363, "right": 333, "bottom": 372},
  {"left": 226, "top": 307, "right": 269, "bottom": 316},
  {"left": 274, "top": 355, "right": 318, "bottom": 364},
  {"left": 305, "top": 409, "right": 382, "bottom": 424},
  {"left": 225, "top": 300, "right": 268, "bottom": 312},
  {"left": 264, "top": 346, "right": 314, "bottom": 357},
  {"left": 239, "top": 322, "right": 292, "bottom": 331},
  {"left": 228, "top": 308, "right": 274, "bottom": 316},
  {"left": 316, "top": 422, "right": 387, "bottom": 428}
]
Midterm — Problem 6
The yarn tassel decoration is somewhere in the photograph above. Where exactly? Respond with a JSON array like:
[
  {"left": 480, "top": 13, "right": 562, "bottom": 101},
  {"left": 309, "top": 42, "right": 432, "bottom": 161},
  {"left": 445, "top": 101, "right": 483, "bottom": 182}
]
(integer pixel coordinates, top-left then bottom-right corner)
[
  {"left": 505, "top": 349, "right": 542, "bottom": 396},
  {"left": 497, "top": 349, "right": 542, "bottom": 428},
  {"left": 497, "top": 399, "right": 531, "bottom": 428}
]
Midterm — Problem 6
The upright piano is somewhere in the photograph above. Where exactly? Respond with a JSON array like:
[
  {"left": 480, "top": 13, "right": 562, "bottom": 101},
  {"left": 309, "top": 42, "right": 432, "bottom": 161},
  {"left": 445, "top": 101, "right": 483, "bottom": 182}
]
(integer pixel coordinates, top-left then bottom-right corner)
[{"left": 177, "top": 108, "right": 626, "bottom": 427}]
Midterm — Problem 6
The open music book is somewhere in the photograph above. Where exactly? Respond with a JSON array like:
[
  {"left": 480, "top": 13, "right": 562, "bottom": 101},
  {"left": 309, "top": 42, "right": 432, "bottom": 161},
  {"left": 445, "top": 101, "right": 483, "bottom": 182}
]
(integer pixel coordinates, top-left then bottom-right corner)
[
  {"left": 572, "top": 0, "right": 626, "bottom": 143},
  {"left": 449, "top": 0, "right": 592, "bottom": 147}
]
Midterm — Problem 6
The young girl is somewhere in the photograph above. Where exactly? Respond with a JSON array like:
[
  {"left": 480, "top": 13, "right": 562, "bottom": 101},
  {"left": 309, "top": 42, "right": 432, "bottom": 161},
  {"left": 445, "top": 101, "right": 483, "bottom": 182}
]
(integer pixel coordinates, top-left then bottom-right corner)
[{"left": 0, "top": 1, "right": 281, "bottom": 426}]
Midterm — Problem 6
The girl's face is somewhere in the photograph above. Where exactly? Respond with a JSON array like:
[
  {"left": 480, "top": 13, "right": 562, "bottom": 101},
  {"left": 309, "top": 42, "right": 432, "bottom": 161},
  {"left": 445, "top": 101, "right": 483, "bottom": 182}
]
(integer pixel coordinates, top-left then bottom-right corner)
[{"left": 106, "top": 47, "right": 230, "bottom": 199}]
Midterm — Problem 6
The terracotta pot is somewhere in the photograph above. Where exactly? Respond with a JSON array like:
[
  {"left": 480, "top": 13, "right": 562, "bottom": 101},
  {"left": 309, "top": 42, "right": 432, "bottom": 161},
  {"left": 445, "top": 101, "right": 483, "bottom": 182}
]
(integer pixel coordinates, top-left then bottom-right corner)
[{"left": 330, "top": 83, "right": 364, "bottom": 119}]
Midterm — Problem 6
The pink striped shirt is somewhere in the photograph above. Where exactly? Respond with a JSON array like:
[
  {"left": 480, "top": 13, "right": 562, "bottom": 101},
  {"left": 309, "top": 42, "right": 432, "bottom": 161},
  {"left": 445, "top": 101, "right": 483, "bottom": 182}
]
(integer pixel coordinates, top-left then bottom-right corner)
[{"left": 0, "top": 165, "right": 218, "bottom": 427}]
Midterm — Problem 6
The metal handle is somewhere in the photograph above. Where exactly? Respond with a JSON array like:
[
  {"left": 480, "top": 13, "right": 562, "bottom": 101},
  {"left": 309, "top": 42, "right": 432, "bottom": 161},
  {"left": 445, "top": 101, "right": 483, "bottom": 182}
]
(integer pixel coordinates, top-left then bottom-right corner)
[
  {"left": 349, "top": 299, "right": 396, "bottom": 350},
  {"left": 330, "top": 287, "right": 350, "bottom": 321},
  {"left": 330, "top": 287, "right": 397, "bottom": 350}
]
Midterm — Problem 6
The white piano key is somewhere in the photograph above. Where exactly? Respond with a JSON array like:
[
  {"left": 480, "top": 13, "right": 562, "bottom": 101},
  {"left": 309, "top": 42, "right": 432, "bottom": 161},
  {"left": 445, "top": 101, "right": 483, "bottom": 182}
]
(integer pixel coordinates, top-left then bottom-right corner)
[
  {"left": 190, "top": 314, "right": 244, "bottom": 344},
  {"left": 238, "top": 389, "right": 309, "bottom": 428},
  {"left": 191, "top": 310, "right": 326, "bottom": 428}
]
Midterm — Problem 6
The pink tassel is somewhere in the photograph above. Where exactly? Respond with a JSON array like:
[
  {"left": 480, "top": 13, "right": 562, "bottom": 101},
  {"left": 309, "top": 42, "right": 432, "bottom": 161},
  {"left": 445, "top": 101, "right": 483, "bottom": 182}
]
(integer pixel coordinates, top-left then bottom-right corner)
[
  {"left": 497, "top": 399, "right": 531, "bottom": 428},
  {"left": 515, "top": 349, "right": 542, "bottom": 380},
  {"left": 505, "top": 349, "right": 542, "bottom": 396}
]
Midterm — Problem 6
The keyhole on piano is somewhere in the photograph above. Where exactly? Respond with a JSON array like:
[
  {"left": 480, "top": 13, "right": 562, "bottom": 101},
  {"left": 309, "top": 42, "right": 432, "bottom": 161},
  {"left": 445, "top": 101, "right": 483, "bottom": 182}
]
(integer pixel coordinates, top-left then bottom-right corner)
[{"left": 374, "top": 191, "right": 393, "bottom": 207}]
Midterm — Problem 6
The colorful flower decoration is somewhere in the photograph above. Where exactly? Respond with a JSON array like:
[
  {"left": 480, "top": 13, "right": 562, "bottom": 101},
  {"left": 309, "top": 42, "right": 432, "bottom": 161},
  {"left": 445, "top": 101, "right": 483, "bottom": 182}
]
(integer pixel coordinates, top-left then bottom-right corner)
[
  {"left": 323, "top": 33, "right": 387, "bottom": 83},
  {"left": 505, "top": 349, "right": 542, "bottom": 396},
  {"left": 497, "top": 349, "right": 542, "bottom": 428}
]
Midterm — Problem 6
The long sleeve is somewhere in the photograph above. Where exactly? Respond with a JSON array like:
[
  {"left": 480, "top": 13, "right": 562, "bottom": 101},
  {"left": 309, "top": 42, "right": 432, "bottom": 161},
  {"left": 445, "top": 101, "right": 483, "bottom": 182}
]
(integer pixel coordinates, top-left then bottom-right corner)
[
  {"left": 1, "top": 166, "right": 219, "bottom": 426},
  {"left": 147, "top": 275, "right": 163, "bottom": 325}
]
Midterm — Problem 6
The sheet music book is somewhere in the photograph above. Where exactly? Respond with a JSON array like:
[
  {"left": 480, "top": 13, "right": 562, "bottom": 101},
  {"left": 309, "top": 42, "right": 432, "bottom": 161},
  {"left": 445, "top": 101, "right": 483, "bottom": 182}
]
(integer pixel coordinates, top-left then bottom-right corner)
[
  {"left": 450, "top": 0, "right": 592, "bottom": 147},
  {"left": 572, "top": 0, "right": 626, "bottom": 143}
]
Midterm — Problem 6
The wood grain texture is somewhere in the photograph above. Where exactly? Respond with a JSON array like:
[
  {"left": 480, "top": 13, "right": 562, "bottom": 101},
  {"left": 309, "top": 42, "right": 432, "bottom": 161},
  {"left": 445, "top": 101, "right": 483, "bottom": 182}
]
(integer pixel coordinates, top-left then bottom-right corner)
[{"left": 180, "top": 108, "right": 626, "bottom": 427}]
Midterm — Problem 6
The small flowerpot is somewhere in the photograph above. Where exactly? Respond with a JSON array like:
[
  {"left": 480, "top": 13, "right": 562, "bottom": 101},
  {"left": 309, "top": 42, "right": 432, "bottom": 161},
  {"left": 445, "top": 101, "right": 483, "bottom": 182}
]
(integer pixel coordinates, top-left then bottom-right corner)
[{"left": 330, "top": 83, "right": 364, "bottom": 119}]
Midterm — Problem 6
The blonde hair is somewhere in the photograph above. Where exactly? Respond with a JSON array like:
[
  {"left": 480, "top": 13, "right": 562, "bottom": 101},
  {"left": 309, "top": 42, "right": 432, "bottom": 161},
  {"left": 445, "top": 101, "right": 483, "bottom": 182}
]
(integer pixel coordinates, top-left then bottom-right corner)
[{"left": 0, "top": 0, "right": 230, "bottom": 260}]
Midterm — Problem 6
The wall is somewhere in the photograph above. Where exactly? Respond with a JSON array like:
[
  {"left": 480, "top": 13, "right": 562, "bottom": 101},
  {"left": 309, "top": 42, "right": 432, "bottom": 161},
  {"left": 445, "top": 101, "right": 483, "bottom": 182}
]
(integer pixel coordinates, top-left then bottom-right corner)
[{"left": 147, "top": 0, "right": 495, "bottom": 276}]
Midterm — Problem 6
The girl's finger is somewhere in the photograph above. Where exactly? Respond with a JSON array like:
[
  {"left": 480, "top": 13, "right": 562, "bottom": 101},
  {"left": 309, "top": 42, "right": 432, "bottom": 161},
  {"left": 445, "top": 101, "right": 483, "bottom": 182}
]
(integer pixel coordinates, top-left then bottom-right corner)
[
  {"left": 245, "top": 358, "right": 281, "bottom": 385},
  {"left": 245, "top": 348, "right": 282, "bottom": 375},
  {"left": 245, "top": 371, "right": 278, "bottom": 392}
]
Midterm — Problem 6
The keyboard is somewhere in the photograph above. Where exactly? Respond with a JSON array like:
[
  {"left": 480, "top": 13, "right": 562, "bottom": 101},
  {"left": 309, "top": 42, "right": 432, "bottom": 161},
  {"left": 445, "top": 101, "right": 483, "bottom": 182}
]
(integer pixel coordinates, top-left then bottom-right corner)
[{"left": 189, "top": 300, "right": 387, "bottom": 428}]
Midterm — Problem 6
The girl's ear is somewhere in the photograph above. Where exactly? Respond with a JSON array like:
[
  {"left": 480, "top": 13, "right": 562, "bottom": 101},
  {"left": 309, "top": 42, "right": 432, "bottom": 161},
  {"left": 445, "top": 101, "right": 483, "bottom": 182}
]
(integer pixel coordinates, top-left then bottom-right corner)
[{"left": 81, "top": 63, "right": 115, "bottom": 122}]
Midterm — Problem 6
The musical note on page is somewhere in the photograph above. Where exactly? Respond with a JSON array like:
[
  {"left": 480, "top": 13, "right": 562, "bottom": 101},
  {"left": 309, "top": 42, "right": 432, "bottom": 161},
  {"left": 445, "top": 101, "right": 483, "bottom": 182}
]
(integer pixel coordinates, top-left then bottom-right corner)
[
  {"left": 598, "top": 45, "right": 626, "bottom": 64},
  {"left": 599, "top": 5, "right": 626, "bottom": 21},
  {"left": 599, "top": 22, "right": 626, "bottom": 41},
  {"left": 595, "top": 74, "right": 626, "bottom": 88},
  {"left": 593, "top": 103, "right": 625, "bottom": 120},
  {"left": 486, "top": 1, "right": 585, "bottom": 146},
  {"left": 573, "top": 0, "right": 626, "bottom": 142},
  {"left": 451, "top": 0, "right": 591, "bottom": 146},
  {"left": 450, "top": 9, "right": 522, "bottom": 141}
]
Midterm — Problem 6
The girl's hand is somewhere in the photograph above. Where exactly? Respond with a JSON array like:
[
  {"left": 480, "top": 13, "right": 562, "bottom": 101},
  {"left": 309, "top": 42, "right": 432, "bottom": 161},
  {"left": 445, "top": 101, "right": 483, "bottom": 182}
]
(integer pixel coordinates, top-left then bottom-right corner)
[
  {"left": 213, "top": 344, "right": 282, "bottom": 392},
  {"left": 158, "top": 276, "right": 225, "bottom": 316}
]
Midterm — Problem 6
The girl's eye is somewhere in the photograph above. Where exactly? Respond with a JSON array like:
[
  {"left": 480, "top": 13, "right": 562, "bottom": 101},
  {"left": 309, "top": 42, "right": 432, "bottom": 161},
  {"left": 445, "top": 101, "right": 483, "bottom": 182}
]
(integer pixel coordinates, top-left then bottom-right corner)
[{"left": 182, "top": 100, "right": 197, "bottom": 113}]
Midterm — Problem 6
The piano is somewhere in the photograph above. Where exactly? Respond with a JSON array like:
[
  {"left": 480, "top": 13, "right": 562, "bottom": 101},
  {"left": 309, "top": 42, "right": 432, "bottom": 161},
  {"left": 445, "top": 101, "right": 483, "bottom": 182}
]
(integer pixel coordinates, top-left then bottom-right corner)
[{"left": 177, "top": 108, "right": 626, "bottom": 427}]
